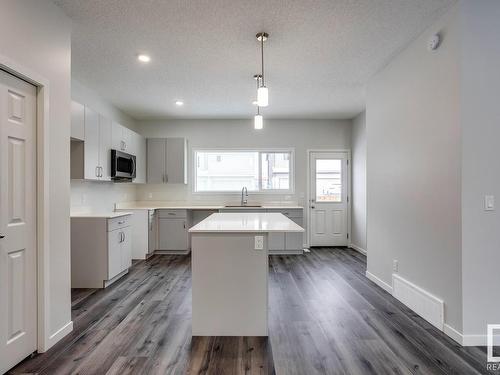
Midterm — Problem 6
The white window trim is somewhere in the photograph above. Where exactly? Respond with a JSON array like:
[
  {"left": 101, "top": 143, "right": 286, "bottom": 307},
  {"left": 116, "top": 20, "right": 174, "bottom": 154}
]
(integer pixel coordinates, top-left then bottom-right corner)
[{"left": 192, "top": 147, "right": 295, "bottom": 195}]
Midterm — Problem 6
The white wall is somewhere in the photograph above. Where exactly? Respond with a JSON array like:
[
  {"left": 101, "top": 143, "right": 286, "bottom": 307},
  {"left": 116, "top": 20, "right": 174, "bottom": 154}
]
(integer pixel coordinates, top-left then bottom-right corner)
[
  {"left": 136, "top": 119, "right": 351, "bottom": 207},
  {"left": 351, "top": 111, "right": 367, "bottom": 253},
  {"left": 70, "top": 79, "right": 138, "bottom": 213},
  {"left": 0, "top": 0, "right": 72, "bottom": 350},
  {"left": 460, "top": 0, "right": 500, "bottom": 341},
  {"left": 366, "top": 6, "right": 462, "bottom": 331}
]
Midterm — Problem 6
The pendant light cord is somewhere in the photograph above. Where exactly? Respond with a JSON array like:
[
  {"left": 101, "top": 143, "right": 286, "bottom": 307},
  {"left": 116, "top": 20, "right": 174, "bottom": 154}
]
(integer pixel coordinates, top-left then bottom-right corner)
[{"left": 261, "top": 36, "right": 265, "bottom": 87}]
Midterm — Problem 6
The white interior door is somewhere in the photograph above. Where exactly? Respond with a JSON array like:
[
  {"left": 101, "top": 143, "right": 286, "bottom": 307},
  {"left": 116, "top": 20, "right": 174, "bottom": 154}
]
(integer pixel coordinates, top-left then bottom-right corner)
[
  {"left": 309, "top": 152, "right": 348, "bottom": 247},
  {"left": 0, "top": 69, "right": 37, "bottom": 373}
]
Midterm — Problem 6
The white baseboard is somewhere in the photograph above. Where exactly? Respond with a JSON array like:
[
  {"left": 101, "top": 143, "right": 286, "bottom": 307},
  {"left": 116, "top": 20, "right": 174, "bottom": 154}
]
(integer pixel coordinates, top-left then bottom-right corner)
[
  {"left": 348, "top": 243, "right": 366, "bottom": 255},
  {"left": 41, "top": 320, "right": 73, "bottom": 352},
  {"left": 366, "top": 271, "right": 393, "bottom": 294},
  {"left": 444, "top": 323, "right": 463, "bottom": 344},
  {"left": 462, "top": 333, "right": 500, "bottom": 346},
  {"left": 392, "top": 274, "right": 444, "bottom": 331}
]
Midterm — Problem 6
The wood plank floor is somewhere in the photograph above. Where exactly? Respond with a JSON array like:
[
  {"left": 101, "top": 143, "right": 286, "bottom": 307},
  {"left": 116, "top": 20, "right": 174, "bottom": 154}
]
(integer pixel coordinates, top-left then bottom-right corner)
[{"left": 10, "top": 248, "right": 490, "bottom": 374}]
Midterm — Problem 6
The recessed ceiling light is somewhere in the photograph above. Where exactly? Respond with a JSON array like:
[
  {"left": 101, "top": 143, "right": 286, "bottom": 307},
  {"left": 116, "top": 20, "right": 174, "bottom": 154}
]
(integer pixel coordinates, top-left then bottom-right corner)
[
  {"left": 175, "top": 100, "right": 184, "bottom": 106},
  {"left": 137, "top": 54, "right": 151, "bottom": 63}
]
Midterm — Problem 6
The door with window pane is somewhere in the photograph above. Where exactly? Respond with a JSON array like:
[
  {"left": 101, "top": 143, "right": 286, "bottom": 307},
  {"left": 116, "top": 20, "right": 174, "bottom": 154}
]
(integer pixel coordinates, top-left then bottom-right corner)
[{"left": 309, "top": 152, "right": 348, "bottom": 246}]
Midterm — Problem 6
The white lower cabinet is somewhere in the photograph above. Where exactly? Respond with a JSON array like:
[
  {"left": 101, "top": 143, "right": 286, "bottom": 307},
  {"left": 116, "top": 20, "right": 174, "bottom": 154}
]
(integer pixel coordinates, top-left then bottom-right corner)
[
  {"left": 71, "top": 214, "right": 132, "bottom": 288},
  {"left": 157, "top": 210, "right": 191, "bottom": 253}
]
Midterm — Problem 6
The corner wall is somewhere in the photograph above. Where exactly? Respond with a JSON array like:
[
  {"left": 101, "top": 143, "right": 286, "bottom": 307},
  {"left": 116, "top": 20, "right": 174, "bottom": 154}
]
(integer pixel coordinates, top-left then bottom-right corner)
[
  {"left": 460, "top": 0, "right": 500, "bottom": 343},
  {"left": 366, "top": 6, "right": 462, "bottom": 331},
  {"left": 351, "top": 111, "right": 367, "bottom": 253},
  {"left": 0, "top": 0, "right": 72, "bottom": 350}
]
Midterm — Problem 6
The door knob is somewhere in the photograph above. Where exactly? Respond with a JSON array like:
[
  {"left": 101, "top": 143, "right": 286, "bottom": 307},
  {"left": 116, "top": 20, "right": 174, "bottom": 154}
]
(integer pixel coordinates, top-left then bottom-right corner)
[
  {"left": 0, "top": 234, "right": 5, "bottom": 239},
  {"left": 311, "top": 206, "right": 315, "bottom": 209}
]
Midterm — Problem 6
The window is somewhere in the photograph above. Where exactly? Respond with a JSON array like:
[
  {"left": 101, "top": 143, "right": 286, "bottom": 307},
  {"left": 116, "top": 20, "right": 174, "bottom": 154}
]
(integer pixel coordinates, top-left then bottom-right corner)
[
  {"left": 315, "top": 159, "right": 342, "bottom": 202},
  {"left": 194, "top": 150, "right": 293, "bottom": 193}
]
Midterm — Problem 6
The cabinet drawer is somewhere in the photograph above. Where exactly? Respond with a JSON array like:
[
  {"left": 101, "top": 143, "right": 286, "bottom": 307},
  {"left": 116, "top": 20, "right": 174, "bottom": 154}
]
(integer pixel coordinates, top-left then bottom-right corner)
[
  {"left": 158, "top": 209, "right": 187, "bottom": 218},
  {"left": 108, "top": 215, "right": 131, "bottom": 232},
  {"left": 267, "top": 209, "right": 303, "bottom": 218}
]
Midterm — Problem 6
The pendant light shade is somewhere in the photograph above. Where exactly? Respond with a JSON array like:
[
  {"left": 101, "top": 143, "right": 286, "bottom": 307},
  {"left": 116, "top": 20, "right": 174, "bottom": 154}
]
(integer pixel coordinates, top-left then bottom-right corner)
[
  {"left": 254, "top": 113, "right": 263, "bottom": 129},
  {"left": 257, "top": 86, "right": 268, "bottom": 107}
]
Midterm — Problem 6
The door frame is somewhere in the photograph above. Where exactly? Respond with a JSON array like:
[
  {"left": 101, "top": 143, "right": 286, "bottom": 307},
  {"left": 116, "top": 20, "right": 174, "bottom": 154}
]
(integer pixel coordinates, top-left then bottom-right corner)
[
  {"left": 0, "top": 53, "right": 55, "bottom": 352},
  {"left": 306, "top": 149, "right": 351, "bottom": 248}
]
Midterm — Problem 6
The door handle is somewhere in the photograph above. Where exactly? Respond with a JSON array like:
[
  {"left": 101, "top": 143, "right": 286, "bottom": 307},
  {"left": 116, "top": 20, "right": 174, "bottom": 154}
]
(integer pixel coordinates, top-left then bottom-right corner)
[
  {"left": 311, "top": 206, "right": 315, "bottom": 209},
  {"left": 0, "top": 234, "right": 5, "bottom": 239},
  {"left": 118, "top": 220, "right": 125, "bottom": 225}
]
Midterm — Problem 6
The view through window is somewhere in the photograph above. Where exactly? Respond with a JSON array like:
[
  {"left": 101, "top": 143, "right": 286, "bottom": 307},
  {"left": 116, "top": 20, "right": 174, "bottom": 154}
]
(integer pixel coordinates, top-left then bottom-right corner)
[{"left": 195, "top": 150, "right": 292, "bottom": 192}]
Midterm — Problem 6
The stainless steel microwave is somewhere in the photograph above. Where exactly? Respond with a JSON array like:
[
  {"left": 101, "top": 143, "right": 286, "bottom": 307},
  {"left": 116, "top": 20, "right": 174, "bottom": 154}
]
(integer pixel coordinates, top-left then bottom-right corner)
[{"left": 111, "top": 150, "right": 136, "bottom": 181}]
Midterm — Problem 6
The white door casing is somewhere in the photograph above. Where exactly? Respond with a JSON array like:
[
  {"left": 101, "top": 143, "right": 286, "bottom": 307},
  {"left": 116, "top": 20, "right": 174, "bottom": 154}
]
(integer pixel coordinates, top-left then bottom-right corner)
[
  {"left": 0, "top": 69, "right": 37, "bottom": 373},
  {"left": 309, "top": 151, "right": 349, "bottom": 247}
]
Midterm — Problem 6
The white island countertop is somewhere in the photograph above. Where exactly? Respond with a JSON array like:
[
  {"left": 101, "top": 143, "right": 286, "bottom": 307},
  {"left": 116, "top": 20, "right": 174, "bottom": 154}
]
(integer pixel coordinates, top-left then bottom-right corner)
[{"left": 189, "top": 212, "right": 304, "bottom": 233}]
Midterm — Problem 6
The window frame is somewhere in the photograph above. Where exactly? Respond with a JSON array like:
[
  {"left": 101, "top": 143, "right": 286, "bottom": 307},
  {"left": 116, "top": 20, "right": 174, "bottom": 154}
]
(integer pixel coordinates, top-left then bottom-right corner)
[{"left": 192, "top": 148, "right": 295, "bottom": 194}]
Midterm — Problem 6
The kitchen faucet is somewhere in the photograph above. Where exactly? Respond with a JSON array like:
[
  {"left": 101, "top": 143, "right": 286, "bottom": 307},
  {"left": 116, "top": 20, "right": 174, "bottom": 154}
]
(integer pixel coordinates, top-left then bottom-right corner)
[{"left": 241, "top": 187, "right": 248, "bottom": 206}]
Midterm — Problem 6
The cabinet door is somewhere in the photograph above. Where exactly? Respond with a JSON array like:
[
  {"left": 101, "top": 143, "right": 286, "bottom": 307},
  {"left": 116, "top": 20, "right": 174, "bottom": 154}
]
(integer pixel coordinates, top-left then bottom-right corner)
[
  {"left": 108, "top": 230, "right": 122, "bottom": 279},
  {"left": 158, "top": 218, "right": 188, "bottom": 250},
  {"left": 111, "top": 121, "right": 124, "bottom": 151},
  {"left": 133, "top": 133, "right": 146, "bottom": 183},
  {"left": 71, "top": 101, "right": 85, "bottom": 140},
  {"left": 285, "top": 217, "right": 304, "bottom": 251},
  {"left": 122, "top": 127, "right": 132, "bottom": 152},
  {"left": 165, "top": 138, "right": 187, "bottom": 184},
  {"left": 268, "top": 233, "right": 285, "bottom": 251},
  {"left": 121, "top": 226, "right": 132, "bottom": 269},
  {"left": 99, "top": 115, "right": 112, "bottom": 181},
  {"left": 147, "top": 138, "right": 166, "bottom": 183},
  {"left": 83, "top": 106, "right": 100, "bottom": 180}
]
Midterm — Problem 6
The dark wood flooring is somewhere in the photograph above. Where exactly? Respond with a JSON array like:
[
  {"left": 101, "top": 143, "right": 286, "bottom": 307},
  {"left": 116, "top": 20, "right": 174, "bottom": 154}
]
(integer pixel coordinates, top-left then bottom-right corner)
[{"left": 10, "top": 248, "right": 490, "bottom": 374}]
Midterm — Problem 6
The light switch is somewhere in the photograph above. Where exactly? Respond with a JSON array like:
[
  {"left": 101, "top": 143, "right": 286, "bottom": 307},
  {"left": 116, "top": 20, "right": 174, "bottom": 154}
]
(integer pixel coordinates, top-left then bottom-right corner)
[{"left": 484, "top": 195, "right": 495, "bottom": 211}]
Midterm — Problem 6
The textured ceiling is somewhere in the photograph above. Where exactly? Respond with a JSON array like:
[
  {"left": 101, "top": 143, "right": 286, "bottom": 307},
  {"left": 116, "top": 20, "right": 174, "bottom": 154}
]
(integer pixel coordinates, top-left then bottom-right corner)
[{"left": 54, "top": 0, "right": 455, "bottom": 120}]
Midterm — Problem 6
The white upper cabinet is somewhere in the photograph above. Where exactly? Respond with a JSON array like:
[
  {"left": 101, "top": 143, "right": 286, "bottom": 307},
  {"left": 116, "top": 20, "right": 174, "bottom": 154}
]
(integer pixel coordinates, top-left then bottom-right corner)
[
  {"left": 98, "top": 114, "right": 112, "bottom": 181},
  {"left": 147, "top": 138, "right": 187, "bottom": 184},
  {"left": 70, "top": 101, "right": 146, "bottom": 182},
  {"left": 112, "top": 121, "right": 132, "bottom": 153},
  {"left": 71, "top": 101, "right": 85, "bottom": 141},
  {"left": 83, "top": 106, "right": 100, "bottom": 180},
  {"left": 132, "top": 132, "right": 147, "bottom": 184}
]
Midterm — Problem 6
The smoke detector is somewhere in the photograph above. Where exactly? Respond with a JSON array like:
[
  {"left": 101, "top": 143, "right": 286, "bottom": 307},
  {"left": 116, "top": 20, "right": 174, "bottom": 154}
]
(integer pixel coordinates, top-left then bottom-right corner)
[{"left": 428, "top": 33, "right": 441, "bottom": 51}]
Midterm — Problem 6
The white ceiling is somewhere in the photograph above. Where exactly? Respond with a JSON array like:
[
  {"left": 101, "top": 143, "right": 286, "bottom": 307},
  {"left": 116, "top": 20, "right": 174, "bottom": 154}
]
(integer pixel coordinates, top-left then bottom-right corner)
[{"left": 54, "top": 0, "right": 455, "bottom": 120}]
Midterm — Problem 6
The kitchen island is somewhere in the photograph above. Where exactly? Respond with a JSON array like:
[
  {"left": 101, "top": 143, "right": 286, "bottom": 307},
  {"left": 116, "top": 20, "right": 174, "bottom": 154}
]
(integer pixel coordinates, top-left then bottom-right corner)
[{"left": 189, "top": 212, "right": 304, "bottom": 336}]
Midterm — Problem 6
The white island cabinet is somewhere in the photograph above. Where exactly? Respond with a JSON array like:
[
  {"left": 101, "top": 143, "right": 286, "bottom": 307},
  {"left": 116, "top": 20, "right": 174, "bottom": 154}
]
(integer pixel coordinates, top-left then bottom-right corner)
[
  {"left": 71, "top": 212, "right": 133, "bottom": 288},
  {"left": 189, "top": 212, "right": 304, "bottom": 336}
]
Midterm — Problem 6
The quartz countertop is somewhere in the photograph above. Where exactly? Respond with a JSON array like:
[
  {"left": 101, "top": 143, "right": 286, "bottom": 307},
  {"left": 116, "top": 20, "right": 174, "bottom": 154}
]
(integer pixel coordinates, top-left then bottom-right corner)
[
  {"left": 189, "top": 212, "right": 305, "bottom": 233},
  {"left": 115, "top": 201, "right": 303, "bottom": 210},
  {"left": 70, "top": 211, "right": 133, "bottom": 219}
]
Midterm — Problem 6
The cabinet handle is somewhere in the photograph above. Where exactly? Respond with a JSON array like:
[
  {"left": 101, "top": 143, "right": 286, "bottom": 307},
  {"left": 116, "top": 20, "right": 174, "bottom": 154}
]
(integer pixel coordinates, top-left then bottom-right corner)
[
  {"left": 165, "top": 174, "right": 168, "bottom": 183},
  {"left": 100, "top": 166, "right": 103, "bottom": 177},
  {"left": 95, "top": 166, "right": 99, "bottom": 177},
  {"left": 183, "top": 221, "right": 186, "bottom": 229},
  {"left": 118, "top": 220, "right": 125, "bottom": 224},
  {"left": 0, "top": 234, "right": 5, "bottom": 239},
  {"left": 168, "top": 213, "right": 175, "bottom": 216},
  {"left": 122, "top": 232, "right": 125, "bottom": 242}
]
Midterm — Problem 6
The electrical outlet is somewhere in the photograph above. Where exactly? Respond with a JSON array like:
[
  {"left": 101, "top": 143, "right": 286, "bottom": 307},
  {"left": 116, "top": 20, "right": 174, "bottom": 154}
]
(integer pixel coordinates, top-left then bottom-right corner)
[
  {"left": 254, "top": 235, "right": 264, "bottom": 250},
  {"left": 485, "top": 195, "right": 495, "bottom": 211},
  {"left": 393, "top": 260, "right": 399, "bottom": 273}
]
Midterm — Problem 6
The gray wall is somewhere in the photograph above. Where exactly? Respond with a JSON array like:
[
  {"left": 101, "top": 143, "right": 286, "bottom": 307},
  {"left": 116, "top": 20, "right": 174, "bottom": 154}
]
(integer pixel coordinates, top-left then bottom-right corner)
[
  {"left": 460, "top": 0, "right": 500, "bottom": 338},
  {"left": 0, "top": 0, "right": 72, "bottom": 348},
  {"left": 137, "top": 119, "right": 351, "bottom": 208},
  {"left": 71, "top": 79, "right": 138, "bottom": 213},
  {"left": 366, "top": 6, "right": 462, "bottom": 331},
  {"left": 351, "top": 112, "right": 367, "bottom": 252}
]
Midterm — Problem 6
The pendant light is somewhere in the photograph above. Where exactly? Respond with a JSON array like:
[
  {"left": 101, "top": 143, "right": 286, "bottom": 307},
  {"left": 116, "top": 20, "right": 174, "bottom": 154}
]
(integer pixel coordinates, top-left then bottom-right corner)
[
  {"left": 256, "top": 32, "right": 269, "bottom": 107},
  {"left": 253, "top": 74, "right": 263, "bottom": 129},
  {"left": 254, "top": 107, "right": 263, "bottom": 130}
]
